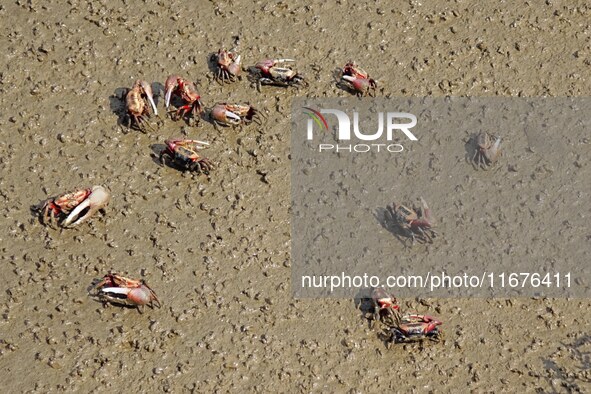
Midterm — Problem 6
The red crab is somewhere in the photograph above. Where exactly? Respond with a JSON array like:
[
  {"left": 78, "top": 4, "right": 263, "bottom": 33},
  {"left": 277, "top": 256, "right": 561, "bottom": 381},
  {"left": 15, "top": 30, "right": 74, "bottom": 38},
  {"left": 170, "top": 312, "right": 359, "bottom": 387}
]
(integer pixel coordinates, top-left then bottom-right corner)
[
  {"left": 386, "top": 197, "right": 436, "bottom": 245},
  {"left": 472, "top": 132, "right": 502, "bottom": 169},
  {"left": 212, "top": 48, "right": 241, "bottom": 83},
  {"left": 38, "top": 185, "right": 110, "bottom": 228},
  {"left": 341, "top": 61, "right": 377, "bottom": 97},
  {"left": 210, "top": 103, "right": 261, "bottom": 127},
  {"left": 159, "top": 138, "right": 213, "bottom": 175},
  {"left": 164, "top": 75, "right": 203, "bottom": 122},
  {"left": 91, "top": 273, "right": 161, "bottom": 312},
  {"left": 125, "top": 80, "right": 158, "bottom": 132},
  {"left": 253, "top": 58, "right": 307, "bottom": 90},
  {"left": 370, "top": 287, "right": 401, "bottom": 328},
  {"left": 388, "top": 314, "right": 443, "bottom": 345}
]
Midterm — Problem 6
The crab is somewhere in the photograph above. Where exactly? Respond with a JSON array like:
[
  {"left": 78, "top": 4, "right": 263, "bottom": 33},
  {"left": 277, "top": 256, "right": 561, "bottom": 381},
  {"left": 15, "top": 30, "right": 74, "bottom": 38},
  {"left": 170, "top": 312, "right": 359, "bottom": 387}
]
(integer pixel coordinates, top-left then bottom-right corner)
[
  {"left": 91, "top": 273, "right": 161, "bottom": 312},
  {"left": 370, "top": 287, "right": 402, "bottom": 328},
  {"left": 387, "top": 314, "right": 443, "bottom": 346},
  {"left": 252, "top": 58, "right": 307, "bottom": 90},
  {"left": 471, "top": 132, "right": 502, "bottom": 169},
  {"left": 164, "top": 75, "right": 203, "bottom": 123},
  {"left": 37, "top": 185, "right": 110, "bottom": 228},
  {"left": 340, "top": 61, "right": 377, "bottom": 97},
  {"left": 343, "top": 61, "right": 371, "bottom": 79},
  {"left": 125, "top": 80, "right": 158, "bottom": 132},
  {"left": 212, "top": 48, "right": 241, "bottom": 83},
  {"left": 159, "top": 138, "right": 213, "bottom": 175},
  {"left": 210, "top": 103, "right": 262, "bottom": 127},
  {"left": 386, "top": 197, "right": 436, "bottom": 245}
]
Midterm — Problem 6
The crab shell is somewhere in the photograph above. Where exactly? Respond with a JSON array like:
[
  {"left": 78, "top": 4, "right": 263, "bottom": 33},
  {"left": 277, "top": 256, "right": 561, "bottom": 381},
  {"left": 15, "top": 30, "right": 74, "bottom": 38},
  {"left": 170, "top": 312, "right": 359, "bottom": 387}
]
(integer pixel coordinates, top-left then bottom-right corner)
[
  {"left": 126, "top": 80, "right": 157, "bottom": 116},
  {"left": 163, "top": 139, "right": 210, "bottom": 159},
  {"left": 160, "top": 139, "right": 213, "bottom": 174},
  {"left": 398, "top": 315, "right": 442, "bottom": 335},
  {"left": 392, "top": 203, "right": 418, "bottom": 224}
]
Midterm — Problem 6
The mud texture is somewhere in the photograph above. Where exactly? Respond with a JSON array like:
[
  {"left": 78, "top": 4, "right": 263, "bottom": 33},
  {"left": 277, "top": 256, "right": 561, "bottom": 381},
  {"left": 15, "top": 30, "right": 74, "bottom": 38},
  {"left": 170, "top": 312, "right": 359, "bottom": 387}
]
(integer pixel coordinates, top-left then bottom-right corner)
[{"left": 1, "top": 1, "right": 590, "bottom": 393}]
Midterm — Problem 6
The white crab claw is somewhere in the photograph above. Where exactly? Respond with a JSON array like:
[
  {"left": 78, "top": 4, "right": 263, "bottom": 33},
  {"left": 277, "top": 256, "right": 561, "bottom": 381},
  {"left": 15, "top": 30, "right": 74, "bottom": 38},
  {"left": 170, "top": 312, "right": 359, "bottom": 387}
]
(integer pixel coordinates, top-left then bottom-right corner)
[
  {"left": 63, "top": 199, "right": 90, "bottom": 227},
  {"left": 165, "top": 87, "right": 173, "bottom": 109},
  {"left": 101, "top": 287, "right": 131, "bottom": 296},
  {"left": 225, "top": 110, "right": 241, "bottom": 121},
  {"left": 234, "top": 54, "right": 241, "bottom": 65},
  {"left": 146, "top": 91, "right": 158, "bottom": 116},
  {"left": 63, "top": 186, "right": 110, "bottom": 227},
  {"left": 342, "top": 75, "right": 355, "bottom": 82},
  {"left": 139, "top": 81, "right": 158, "bottom": 116}
]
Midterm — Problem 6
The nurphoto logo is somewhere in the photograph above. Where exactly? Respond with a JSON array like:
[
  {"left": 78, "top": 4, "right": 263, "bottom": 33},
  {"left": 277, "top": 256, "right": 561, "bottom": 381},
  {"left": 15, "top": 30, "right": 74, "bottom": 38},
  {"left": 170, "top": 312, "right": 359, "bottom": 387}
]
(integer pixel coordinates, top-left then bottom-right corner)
[{"left": 303, "top": 106, "right": 418, "bottom": 153}]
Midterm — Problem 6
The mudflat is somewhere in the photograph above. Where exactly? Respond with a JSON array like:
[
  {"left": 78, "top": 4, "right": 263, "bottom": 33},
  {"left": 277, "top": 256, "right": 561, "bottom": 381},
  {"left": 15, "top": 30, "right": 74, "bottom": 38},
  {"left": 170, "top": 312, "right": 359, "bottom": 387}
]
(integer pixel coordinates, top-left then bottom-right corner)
[{"left": 1, "top": 1, "right": 589, "bottom": 392}]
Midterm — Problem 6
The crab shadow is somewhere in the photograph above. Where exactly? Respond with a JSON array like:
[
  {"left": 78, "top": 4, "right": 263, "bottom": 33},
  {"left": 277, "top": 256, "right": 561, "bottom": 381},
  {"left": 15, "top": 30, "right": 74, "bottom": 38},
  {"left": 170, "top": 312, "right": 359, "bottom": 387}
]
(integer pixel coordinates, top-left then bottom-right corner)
[
  {"left": 464, "top": 133, "right": 480, "bottom": 164},
  {"left": 373, "top": 206, "right": 409, "bottom": 246},
  {"left": 201, "top": 109, "right": 221, "bottom": 128},
  {"left": 332, "top": 66, "right": 355, "bottom": 96},
  {"left": 246, "top": 66, "right": 262, "bottom": 87},
  {"left": 109, "top": 87, "right": 129, "bottom": 127},
  {"left": 149, "top": 144, "right": 167, "bottom": 167},
  {"left": 353, "top": 289, "right": 378, "bottom": 330}
]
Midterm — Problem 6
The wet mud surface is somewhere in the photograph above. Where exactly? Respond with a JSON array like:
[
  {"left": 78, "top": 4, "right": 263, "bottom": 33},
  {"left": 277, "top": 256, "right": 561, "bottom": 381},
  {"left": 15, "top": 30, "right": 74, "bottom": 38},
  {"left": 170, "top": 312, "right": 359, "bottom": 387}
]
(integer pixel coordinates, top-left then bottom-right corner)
[{"left": 1, "top": 1, "right": 590, "bottom": 392}]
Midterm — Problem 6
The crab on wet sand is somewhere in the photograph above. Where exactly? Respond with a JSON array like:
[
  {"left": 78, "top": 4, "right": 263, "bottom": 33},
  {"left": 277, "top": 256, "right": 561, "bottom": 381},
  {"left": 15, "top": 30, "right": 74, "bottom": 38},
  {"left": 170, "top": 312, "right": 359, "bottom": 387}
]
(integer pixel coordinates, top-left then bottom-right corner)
[
  {"left": 36, "top": 185, "right": 110, "bottom": 228},
  {"left": 90, "top": 273, "right": 161, "bottom": 312}
]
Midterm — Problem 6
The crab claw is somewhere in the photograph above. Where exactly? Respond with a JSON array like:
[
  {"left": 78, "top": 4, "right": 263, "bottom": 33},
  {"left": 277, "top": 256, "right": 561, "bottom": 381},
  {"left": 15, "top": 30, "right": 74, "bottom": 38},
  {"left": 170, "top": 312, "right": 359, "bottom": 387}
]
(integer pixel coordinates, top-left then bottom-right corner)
[
  {"left": 419, "top": 196, "right": 432, "bottom": 222},
  {"left": 164, "top": 75, "right": 180, "bottom": 109},
  {"left": 100, "top": 285, "right": 161, "bottom": 308},
  {"left": 211, "top": 104, "right": 242, "bottom": 125},
  {"left": 227, "top": 54, "right": 242, "bottom": 77},
  {"left": 484, "top": 137, "right": 502, "bottom": 163},
  {"left": 342, "top": 75, "right": 377, "bottom": 96},
  {"left": 276, "top": 58, "right": 295, "bottom": 63},
  {"left": 138, "top": 80, "right": 158, "bottom": 116},
  {"left": 62, "top": 186, "right": 110, "bottom": 227},
  {"left": 186, "top": 139, "right": 210, "bottom": 150}
]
